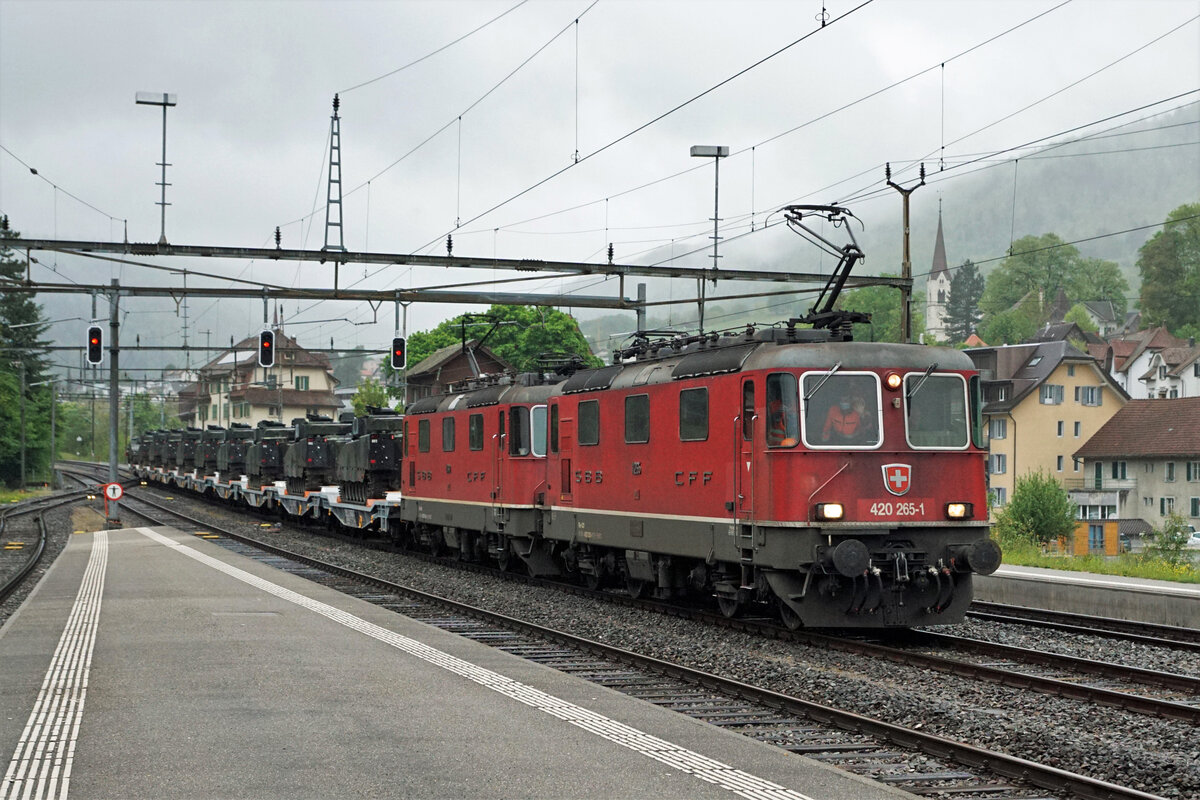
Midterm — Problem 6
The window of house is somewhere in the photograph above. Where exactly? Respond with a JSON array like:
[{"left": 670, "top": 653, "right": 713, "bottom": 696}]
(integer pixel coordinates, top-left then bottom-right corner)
[
  {"left": 1187, "top": 461, "right": 1200, "bottom": 482},
  {"left": 294, "top": 375, "right": 309, "bottom": 391},
  {"left": 418, "top": 419, "right": 430, "bottom": 453},
  {"left": 469, "top": 413, "right": 484, "bottom": 451},
  {"left": 1159, "top": 365, "right": 1168, "bottom": 379},
  {"left": 989, "top": 453, "right": 1006, "bottom": 474},
  {"left": 1194, "top": 363, "right": 1200, "bottom": 378},
  {"left": 1067, "top": 364, "right": 1075, "bottom": 377},
  {"left": 1166, "top": 462, "right": 1176, "bottom": 482},
  {"left": 1074, "top": 421, "right": 1081, "bottom": 437},
  {"left": 579, "top": 400, "right": 600, "bottom": 446},
  {"left": 1144, "top": 496, "right": 1153, "bottom": 507},
  {"left": 1056, "top": 421, "right": 1064, "bottom": 437},
  {"left": 442, "top": 418, "right": 455, "bottom": 452},
  {"left": 1145, "top": 462, "right": 1154, "bottom": 473},
  {"left": 992, "top": 487, "right": 1007, "bottom": 506},
  {"left": 1079, "top": 386, "right": 1103, "bottom": 406},
  {"left": 1191, "top": 497, "right": 1199, "bottom": 517},
  {"left": 1057, "top": 455, "right": 1064, "bottom": 471},
  {"left": 625, "top": 394, "right": 649, "bottom": 444},
  {"left": 989, "top": 418, "right": 1007, "bottom": 440},
  {"left": 1161, "top": 496, "right": 1175, "bottom": 515},
  {"left": 1028, "top": 356, "right": 1042, "bottom": 367},
  {"left": 1111, "top": 461, "right": 1127, "bottom": 480},
  {"left": 1073, "top": 458, "right": 1081, "bottom": 472},
  {"left": 679, "top": 388, "right": 708, "bottom": 442},
  {"left": 1040, "top": 384, "right": 1064, "bottom": 405}
]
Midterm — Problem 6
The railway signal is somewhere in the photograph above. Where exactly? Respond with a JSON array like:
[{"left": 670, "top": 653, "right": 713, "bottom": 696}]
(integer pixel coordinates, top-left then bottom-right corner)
[
  {"left": 86, "top": 326, "right": 103, "bottom": 364},
  {"left": 391, "top": 336, "right": 406, "bottom": 370},
  {"left": 258, "top": 329, "right": 275, "bottom": 367}
]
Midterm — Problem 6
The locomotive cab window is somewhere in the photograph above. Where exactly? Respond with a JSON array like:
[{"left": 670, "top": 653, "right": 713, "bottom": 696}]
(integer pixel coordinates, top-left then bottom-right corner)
[
  {"left": 508, "top": 406, "right": 536, "bottom": 456},
  {"left": 549, "top": 404, "right": 559, "bottom": 454},
  {"left": 765, "top": 373, "right": 799, "bottom": 447},
  {"left": 442, "top": 417, "right": 455, "bottom": 452},
  {"left": 800, "top": 371, "right": 880, "bottom": 449},
  {"left": 530, "top": 405, "right": 547, "bottom": 457},
  {"left": 418, "top": 419, "right": 430, "bottom": 453},
  {"left": 579, "top": 400, "right": 600, "bottom": 446},
  {"left": 468, "top": 413, "right": 484, "bottom": 451},
  {"left": 904, "top": 373, "right": 970, "bottom": 449},
  {"left": 625, "top": 394, "right": 649, "bottom": 444},
  {"left": 679, "top": 387, "right": 708, "bottom": 442}
]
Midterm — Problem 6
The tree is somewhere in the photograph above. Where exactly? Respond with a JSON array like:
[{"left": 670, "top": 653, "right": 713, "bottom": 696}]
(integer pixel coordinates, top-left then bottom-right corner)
[
  {"left": 1062, "top": 304, "right": 1099, "bottom": 334},
  {"left": 1138, "top": 202, "right": 1200, "bottom": 334},
  {"left": 382, "top": 305, "right": 603, "bottom": 393},
  {"left": 992, "top": 470, "right": 1076, "bottom": 546},
  {"left": 1067, "top": 257, "right": 1129, "bottom": 315},
  {"left": 838, "top": 276, "right": 925, "bottom": 343},
  {"left": 979, "top": 306, "right": 1037, "bottom": 345},
  {"left": 943, "top": 260, "right": 984, "bottom": 343},
  {"left": 352, "top": 378, "right": 390, "bottom": 416},
  {"left": 979, "top": 233, "right": 1082, "bottom": 318},
  {"left": 1143, "top": 511, "right": 1192, "bottom": 566},
  {"left": 0, "top": 219, "right": 52, "bottom": 487}
]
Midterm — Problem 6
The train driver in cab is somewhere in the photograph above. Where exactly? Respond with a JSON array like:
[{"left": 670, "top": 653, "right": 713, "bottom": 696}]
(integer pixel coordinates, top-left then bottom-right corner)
[
  {"left": 822, "top": 395, "right": 862, "bottom": 443},
  {"left": 766, "top": 379, "right": 800, "bottom": 447}
]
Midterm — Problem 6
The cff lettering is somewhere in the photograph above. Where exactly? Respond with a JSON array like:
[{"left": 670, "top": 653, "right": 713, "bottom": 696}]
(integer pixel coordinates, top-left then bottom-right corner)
[{"left": 674, "top": 471, "right": 713, "bottom": 486}]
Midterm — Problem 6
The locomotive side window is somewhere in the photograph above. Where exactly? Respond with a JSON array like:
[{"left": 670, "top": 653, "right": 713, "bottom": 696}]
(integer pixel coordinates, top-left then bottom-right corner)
[
  {"left": 418, "top": 419, "right": 430, "bottom": 453},
  {"left": 549, "top": 404, "right": 559, "bottom": 454},
  {"left": 765, "top": 373, "right": 799, "bottom": 447},
  {"left": 579, "top": 400, "right": 600, "bottom": 446},
  {"left": 742, "top": 381, "right": 755, "bottom": 441},
  {"left": 969, "top": 375, "right": 985, "bottom": 449},
  {"left": 509, "top": 407, "right": 531, "bottom": 456},
  {"left": 531, "top": 405, "right": 547, "bottom": 457},
  {"left": 679, "top": 387, "right": 708, "bottom": 442},
  {"left": 442, "top": 417, "right": 455, "bottom": 452},
  {"left": 800, "top": 372, "right": 880, "bottom": 449},
  {"left": 469, "top": 413, "right": 484, "bottom": 451},
  {"left": 625, "top": 394, "right": 649, "bottom": 444},
  {"left": 904, "top": 373, "right": 969, "bottom": 449}
]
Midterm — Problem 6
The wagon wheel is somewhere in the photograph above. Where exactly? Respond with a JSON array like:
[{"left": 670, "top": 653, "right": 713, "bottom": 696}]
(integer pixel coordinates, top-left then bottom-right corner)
[
  {"left": 717, "top": 593, "right": 742, "bottom": 619},
  {"left": 583, "top": 570, "right": 603, "bottom": 591},
  {"left": 777, "top": 598, "right": 803, "bottom": 631},
  {"left": 625, "top": 576, "right": 651, "bottom": 600}
]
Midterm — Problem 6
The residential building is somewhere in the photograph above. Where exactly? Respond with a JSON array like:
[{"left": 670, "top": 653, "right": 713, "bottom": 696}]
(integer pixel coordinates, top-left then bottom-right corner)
[
  {"left": 1139, "top": 341, "right": 1200, "bottom": 399},
  {"left": 1104, "top": 326, "right": 1187, "bottom": 399},
  {"left": 180, "top": 332, "right": 339, "bottom": 427},
  {"left": 1071, "top": 398, "right": 1200, "bottom": 537},
  {"left": 404, "top": 340, "right": 510, "bottom": 405},
  {"left": 965, "top": 341, "right": 1129, "bottom": 509},
  {"left": 1077, "top": 301, "right": 1121, "bottom": 337}
]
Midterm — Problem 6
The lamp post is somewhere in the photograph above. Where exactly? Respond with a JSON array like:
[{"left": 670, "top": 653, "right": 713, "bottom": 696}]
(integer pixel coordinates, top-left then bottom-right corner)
[
  {"left": 135, "top": 92, "right": 177, "bottom": 246},
  {"left": 690, "top": 145, "right": 728, "bottom": 333}
]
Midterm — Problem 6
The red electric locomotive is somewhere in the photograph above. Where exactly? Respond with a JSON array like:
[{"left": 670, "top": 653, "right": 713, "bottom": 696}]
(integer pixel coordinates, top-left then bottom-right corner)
[{"left": 396, "top": 206, "right": 1000, "bottom": 628}]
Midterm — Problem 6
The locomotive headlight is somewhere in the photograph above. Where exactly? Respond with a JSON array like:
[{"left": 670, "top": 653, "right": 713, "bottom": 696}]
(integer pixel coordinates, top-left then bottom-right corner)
[
  {"left": 814, "top": 502, "right": 844, "bottom": 521},
  {"left": 884, "top": 372, "right": 902, "bottom": 391},
  {"left": 945, "top": 502, "right": 973, "bottom": 519}
]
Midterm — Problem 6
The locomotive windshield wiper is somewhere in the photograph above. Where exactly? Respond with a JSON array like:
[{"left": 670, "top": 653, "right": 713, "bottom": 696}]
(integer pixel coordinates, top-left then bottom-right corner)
[
  {"left": 906, "top": 363, "right": 938, "bottom": 400},
  {"left": 804, "top": 361, "right": 842, "bottom": 401}
]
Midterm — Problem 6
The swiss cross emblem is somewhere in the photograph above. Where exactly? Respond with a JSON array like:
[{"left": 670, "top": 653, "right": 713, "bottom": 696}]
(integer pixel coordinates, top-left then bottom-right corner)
[{"left": 882, "top": 463, "right": 912, "bottom": 496}]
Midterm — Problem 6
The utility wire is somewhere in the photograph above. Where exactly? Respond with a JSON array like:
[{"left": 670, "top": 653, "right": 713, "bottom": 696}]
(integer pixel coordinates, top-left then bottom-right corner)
[
  {"left": 0, "top": 144, "right": 125, "bottom": 226},
  {"left": 340, "top": 0, "right": 529, "bottom": 94}
]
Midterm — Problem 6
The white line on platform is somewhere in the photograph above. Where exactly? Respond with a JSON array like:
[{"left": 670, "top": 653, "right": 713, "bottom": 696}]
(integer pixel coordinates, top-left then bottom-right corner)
[
  {"left": 137, "top": 527, "right": 815, "bottom": 800},
  {"left": 1, "top": 532, "right": 108, "bottom": 800}
]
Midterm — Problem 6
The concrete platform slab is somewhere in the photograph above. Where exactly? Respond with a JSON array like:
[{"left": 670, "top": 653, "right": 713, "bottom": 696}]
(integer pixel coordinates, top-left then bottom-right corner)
[{"left": 0, "top": 526, "right": 913, "bottom": 800}]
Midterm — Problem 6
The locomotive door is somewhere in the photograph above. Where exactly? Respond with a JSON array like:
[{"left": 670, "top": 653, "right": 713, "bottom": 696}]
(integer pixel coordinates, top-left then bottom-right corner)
[
  {"left": 736, "top": 379, "right": 755, "bottom": 520},
  {"left": 493, "top": 409, "right": 506, "bottom": 506}
]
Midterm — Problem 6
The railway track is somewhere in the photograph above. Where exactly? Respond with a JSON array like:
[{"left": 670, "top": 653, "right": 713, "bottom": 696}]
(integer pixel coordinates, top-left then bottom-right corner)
[
  {"left": 104, "top": 473, "right": 1171, "bottom": 800},
  {"left": 0, "top": 484, "right": 94, "bottom": 603},
  {"left": 968, "top": 601, "right": 1200, "bottom": 652}
]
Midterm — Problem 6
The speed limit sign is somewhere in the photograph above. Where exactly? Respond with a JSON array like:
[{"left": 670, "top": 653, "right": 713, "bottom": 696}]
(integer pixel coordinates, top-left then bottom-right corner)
[{"left": 103, "top": 482, "right": 124, "bottom": 501}]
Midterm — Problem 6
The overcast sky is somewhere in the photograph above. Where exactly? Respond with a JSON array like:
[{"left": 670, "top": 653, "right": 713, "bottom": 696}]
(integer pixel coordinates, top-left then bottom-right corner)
[{"left": 1, "top": 0, "right": 1198, "bottom": 370}]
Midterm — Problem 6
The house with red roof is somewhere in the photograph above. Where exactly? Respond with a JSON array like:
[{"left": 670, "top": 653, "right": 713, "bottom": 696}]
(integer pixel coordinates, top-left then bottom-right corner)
[{"left": 1071, "top": 398, "right": 1200, "bottom": 545}]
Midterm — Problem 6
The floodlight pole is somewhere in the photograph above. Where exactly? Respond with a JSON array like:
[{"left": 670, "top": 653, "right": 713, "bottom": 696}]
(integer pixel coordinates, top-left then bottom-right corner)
[
  {"left": 690, "top": 145, "right": 728, "bottom": 333},
  {"left": 136, "top": 92, "right": 177, "bottom": 246}
]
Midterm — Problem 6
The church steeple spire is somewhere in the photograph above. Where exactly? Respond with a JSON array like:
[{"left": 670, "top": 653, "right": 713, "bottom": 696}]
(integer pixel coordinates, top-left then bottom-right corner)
[{"left": 931, "top": 200, "right": 948, "bottom": 279}]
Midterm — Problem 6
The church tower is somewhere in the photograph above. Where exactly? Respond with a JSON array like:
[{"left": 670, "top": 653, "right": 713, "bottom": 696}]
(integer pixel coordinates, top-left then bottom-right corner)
[{"left": 924, "top": 203, "right": 951, "bottom": 342}]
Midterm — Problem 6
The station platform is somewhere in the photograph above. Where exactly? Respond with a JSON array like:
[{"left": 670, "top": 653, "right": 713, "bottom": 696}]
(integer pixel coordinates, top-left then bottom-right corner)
[
  {"left": 977, "top": 563, "right": 1200, "bottom": 628},
  {"left": 0, "top": 526, "right": 911, "bottom": 800}
]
